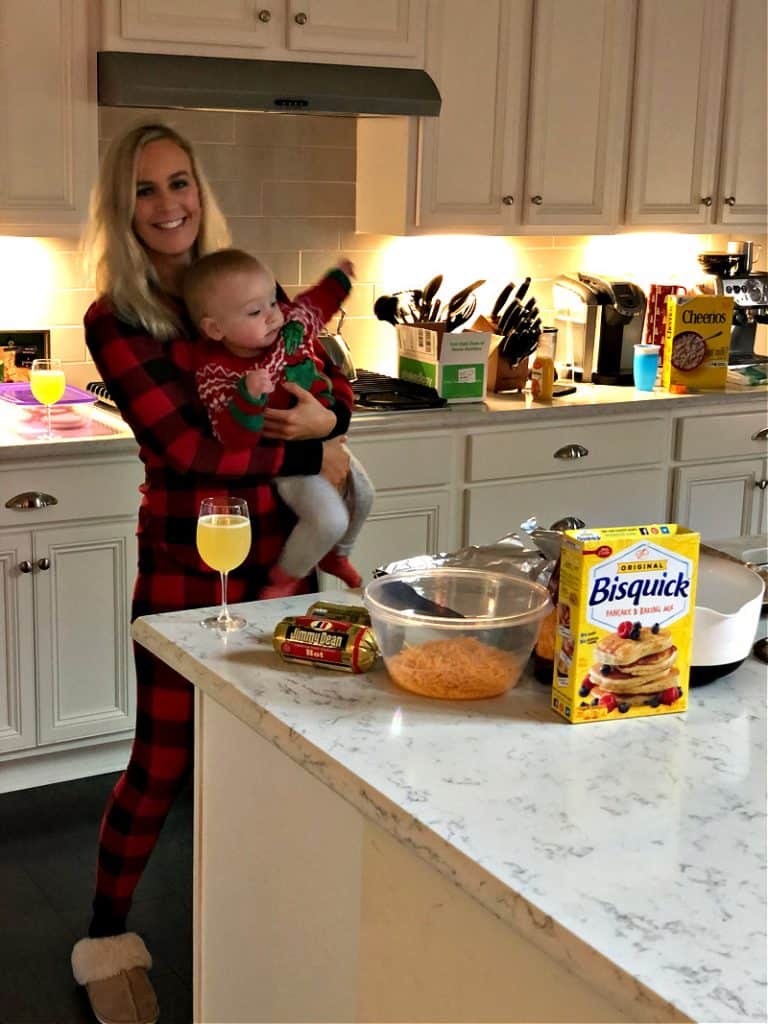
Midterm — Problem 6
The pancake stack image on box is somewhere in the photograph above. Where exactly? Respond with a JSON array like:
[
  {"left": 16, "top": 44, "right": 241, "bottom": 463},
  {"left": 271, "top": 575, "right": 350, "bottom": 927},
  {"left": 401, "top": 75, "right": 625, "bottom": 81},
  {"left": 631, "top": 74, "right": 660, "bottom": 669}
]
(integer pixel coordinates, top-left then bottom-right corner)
[{"left": 581, "top": 623, "right": 682, "bottom": 712}]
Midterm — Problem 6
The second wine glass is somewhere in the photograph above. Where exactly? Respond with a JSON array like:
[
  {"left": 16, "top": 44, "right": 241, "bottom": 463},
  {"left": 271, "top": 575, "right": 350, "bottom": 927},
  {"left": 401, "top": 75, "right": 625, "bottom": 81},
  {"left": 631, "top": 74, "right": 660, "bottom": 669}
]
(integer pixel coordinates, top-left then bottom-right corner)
[{"left": 196, "top": 496, "right": 252, "bottom": 632}]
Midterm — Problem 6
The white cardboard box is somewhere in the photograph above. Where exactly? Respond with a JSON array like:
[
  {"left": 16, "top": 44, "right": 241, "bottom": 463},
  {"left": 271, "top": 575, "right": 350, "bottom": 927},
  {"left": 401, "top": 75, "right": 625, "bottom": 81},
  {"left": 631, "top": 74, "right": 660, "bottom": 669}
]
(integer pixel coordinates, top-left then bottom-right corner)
[{"left": 396, "top": 324, "right": 494, "bottom": 402}]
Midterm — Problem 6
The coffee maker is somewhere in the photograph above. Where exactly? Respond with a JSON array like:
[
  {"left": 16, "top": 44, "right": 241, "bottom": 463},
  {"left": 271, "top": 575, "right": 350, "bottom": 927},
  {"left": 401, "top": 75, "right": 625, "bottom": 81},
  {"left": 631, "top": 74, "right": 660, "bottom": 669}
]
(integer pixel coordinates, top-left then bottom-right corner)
[
  {"left": 697, "top": 243, "right": 768, "bottom": 364},
  {"left": 552, "top": 274, "right": 647, "bottom": 385}
]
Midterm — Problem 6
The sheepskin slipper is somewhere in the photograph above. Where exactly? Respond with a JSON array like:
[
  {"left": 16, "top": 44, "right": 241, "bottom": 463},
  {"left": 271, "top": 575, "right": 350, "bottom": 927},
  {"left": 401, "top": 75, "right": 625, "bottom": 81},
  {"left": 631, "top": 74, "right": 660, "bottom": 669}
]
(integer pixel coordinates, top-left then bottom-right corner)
[{"left": 71, "top": 933, "right": 159, "bottom": 1024}]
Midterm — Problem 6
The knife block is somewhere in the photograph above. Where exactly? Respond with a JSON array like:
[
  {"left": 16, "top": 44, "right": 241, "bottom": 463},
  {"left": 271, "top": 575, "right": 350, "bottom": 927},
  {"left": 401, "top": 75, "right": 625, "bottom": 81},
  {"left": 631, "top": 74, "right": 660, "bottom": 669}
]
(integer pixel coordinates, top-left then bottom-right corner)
[{"left": 488, "top": 349, "right": 530, "bottom": 393}]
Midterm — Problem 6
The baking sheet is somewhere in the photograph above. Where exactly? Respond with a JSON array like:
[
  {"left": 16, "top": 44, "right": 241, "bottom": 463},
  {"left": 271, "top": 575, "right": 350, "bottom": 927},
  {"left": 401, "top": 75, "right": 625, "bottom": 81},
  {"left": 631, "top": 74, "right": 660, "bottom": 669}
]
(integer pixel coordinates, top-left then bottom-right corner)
[{"left": 0, "top": 382, "right": 96, "bottom": 406}]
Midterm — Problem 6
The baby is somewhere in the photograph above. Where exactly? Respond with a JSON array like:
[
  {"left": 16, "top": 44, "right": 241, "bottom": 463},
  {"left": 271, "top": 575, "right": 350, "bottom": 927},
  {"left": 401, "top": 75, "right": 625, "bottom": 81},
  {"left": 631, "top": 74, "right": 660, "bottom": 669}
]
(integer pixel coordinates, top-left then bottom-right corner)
[{"left": 184, "top": 248, "right": 374, "bottom": 599}]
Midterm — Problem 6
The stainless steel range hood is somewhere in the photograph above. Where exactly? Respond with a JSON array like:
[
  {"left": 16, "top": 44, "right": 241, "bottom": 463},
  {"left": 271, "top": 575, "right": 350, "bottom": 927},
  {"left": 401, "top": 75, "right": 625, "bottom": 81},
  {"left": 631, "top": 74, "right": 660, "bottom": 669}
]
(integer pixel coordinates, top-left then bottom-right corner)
[{"left": 97, "top": 51, "right": 441, "bottom": 117}]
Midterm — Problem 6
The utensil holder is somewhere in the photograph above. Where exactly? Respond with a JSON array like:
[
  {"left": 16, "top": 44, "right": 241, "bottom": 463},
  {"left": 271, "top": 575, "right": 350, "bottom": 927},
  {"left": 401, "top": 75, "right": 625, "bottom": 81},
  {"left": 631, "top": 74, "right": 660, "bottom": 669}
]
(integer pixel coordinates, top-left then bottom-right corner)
[{"left": 489, "top": 351, "right": 530, "bottom": 393}]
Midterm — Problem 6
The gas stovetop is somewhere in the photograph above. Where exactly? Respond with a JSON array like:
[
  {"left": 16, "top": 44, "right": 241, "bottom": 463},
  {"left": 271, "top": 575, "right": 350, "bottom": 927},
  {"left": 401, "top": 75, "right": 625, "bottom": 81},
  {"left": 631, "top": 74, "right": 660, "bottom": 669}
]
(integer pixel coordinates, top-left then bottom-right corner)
[{"left": 351, "top": 370, "right": 447, "bottom": 412}]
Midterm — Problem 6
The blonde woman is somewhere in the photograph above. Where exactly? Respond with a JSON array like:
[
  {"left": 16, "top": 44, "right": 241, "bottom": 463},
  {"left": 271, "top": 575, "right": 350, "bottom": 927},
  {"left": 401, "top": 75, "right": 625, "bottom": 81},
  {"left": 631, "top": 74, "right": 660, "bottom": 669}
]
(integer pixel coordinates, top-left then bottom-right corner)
[{"left": 70, "top": 123, "right": 352, "bottom": 1024}]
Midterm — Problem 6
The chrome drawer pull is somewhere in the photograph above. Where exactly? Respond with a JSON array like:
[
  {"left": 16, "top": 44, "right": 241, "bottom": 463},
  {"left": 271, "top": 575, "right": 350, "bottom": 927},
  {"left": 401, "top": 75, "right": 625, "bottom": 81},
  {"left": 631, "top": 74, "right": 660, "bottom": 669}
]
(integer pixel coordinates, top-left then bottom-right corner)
[
  {"left": 18, "top": 560, "right": 33, "bottom": 573},
  {"left": 553, "top": 443, "right": 589, "bottom": 460},
  {"left": 751, "top": 427, "right": 768, "bottom": 441},
  {"left": 4, "top": 492, "right": 58, "bottom": 510},
  {"left": 756, "top": 479, "right": 768, "bottom": 490},
  {"left": 37, "top": 558, "right": 51, "bottom": 570}
]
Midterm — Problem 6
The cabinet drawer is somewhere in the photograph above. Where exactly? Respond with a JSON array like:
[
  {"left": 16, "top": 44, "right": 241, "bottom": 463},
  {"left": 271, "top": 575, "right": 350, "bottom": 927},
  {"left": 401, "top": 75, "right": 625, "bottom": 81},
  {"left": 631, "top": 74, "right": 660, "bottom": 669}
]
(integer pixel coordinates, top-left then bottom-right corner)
[
  {"left": 0, "top": 457, "right": 143, "bottom": 528},
  {"left": 466, "top": 468, "right": 668, "bottom": 545},
  {"left": 352, "top": 434, "right": 454, "bottom": 491},
  {"left": 467, "top": 417, "right": 666, "bottom": 482},
  {"left": 676, "top": 410, "right": 768, "bottom": 462}
]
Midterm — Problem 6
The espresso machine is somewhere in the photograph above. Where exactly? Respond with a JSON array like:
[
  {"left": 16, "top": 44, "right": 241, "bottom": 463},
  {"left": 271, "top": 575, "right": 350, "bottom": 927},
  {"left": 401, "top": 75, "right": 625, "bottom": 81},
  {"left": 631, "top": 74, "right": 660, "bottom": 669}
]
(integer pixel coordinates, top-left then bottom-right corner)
[
  {"left": 552, "top": 273, "right": 646, "bottom": 385},
  {"left": 698, "top": 242, "right": 768, "bottom": 365},
  {"left": 714, "top": 274, "right": 768, "bottom": 365}
]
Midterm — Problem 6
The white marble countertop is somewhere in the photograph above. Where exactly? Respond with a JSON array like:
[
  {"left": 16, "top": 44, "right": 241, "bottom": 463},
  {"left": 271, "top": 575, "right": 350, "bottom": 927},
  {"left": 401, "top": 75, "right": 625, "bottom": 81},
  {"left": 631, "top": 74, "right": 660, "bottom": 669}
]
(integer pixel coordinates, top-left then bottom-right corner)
[
  {"left": 133, "top": 591, "right": 767, "bottom": 1024},
  {"left": 0, "top": 383, "right": 763, "bottom": 459}
]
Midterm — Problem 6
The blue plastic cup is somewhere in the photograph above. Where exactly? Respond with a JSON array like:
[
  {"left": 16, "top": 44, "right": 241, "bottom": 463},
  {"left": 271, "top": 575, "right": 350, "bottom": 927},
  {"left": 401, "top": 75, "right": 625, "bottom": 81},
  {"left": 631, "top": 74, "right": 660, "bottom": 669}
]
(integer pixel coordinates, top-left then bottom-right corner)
[{"left": 633, "top": 344, "right": 660, "bottom": 391}]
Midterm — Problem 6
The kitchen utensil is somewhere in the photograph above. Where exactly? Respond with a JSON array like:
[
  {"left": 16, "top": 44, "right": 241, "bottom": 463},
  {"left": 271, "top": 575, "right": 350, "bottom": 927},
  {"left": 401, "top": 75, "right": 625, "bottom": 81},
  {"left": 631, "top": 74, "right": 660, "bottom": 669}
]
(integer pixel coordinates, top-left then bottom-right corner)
[
  {"left": 697, "top": 252, "right": 742, "bottom": 278},
  {"left": 444, "top": 279, "right": 486, "bottom": 316},
  {"left": 373, "top": 295, "right": 399, "bottom": 325},
  {"left": 420, "top": 274, "right": 443, "bottom": 319},
  {"left": 446, "top": 294, "right": 477, "bottom": 332},
  {"left": 375, "top": 579, "right": 465, "bottom": 618},
  {"left": 317, "top": 308, "right": 356, "bottom": 381},
  {"left": 690, "top": 552, "right": 764, "bottom": 684},
  {"left": 364, "top": 568, "right": 551, "bottom": 700},
  {"left": 373, "top": 290, "right": 423, "bottom": 325},
  {"left": 491, "top": 282, "right": 515, "bottom": 323},
  {"left": 498, "top": 301, "right": 523, "bottom": 337}
]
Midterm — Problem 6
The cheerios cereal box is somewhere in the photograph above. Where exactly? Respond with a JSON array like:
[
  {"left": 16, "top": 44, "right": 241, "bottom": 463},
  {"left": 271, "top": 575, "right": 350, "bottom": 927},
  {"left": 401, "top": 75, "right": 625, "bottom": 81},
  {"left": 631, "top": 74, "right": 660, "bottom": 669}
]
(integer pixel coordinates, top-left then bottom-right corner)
[
  {"left": 663, "top": 294, "right": 731, "bottom": 390},
  {"left": 551, "top": 525, "right": 699, "bottom": 724}
]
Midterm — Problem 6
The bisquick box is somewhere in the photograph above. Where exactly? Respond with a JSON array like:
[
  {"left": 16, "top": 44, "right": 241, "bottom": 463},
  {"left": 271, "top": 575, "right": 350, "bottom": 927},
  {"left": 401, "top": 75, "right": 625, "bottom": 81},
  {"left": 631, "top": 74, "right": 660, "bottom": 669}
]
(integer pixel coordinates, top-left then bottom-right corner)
[
  {"left": 662, "top": 294, "right": 732, "bottom": 390},
  {"left": 551, "top": 525, "right": 700, "bottom": 724},
  {"left": 396, "top": 323, "right": 494, "bottom": 402}
]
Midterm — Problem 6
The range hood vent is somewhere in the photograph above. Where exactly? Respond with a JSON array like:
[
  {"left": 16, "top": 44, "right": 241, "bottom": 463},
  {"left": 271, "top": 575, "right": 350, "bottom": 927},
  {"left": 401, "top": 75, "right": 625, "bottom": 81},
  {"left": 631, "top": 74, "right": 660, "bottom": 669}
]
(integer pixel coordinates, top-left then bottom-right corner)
[{"left": 97, "top": 51, "right": 441, "bottom": 117}]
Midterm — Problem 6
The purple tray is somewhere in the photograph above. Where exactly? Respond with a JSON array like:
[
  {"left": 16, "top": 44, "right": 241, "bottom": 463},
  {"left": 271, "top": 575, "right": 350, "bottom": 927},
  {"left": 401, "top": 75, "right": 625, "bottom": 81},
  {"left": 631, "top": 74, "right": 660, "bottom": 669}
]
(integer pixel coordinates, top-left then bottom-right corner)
[{"left": 0, "top": 382, "right": 96, "bottom": 406}]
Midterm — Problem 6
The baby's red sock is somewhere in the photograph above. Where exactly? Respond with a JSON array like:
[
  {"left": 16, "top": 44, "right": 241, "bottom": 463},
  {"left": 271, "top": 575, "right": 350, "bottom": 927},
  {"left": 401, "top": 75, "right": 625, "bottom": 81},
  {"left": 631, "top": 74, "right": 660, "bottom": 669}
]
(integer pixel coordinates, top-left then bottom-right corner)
[
  {"left": 318, "top": 552, "right": 362, "bottom": 589},
  {"left": 260, "top": 566, "right": 304, "bottom": 600}
]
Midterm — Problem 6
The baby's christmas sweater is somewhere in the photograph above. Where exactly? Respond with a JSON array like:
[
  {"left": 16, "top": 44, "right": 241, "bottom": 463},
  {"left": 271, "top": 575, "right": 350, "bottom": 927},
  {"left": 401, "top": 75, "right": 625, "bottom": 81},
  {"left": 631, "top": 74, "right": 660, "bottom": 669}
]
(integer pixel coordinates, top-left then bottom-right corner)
[{"left": 195, "top": 268, "right": 350, "bottom": 448}]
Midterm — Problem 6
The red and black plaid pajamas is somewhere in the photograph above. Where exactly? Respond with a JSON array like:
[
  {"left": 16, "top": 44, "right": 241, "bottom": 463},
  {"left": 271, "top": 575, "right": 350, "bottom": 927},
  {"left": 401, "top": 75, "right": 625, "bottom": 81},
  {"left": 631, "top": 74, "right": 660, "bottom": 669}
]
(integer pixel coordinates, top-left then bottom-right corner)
[{"left": 84, "top": 293, "right": 352, "bottom": 935}]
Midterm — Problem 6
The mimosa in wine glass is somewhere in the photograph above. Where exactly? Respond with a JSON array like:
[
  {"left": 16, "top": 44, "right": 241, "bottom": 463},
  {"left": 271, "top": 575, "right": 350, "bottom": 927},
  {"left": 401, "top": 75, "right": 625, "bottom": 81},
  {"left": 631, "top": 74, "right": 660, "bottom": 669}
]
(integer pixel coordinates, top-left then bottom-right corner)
[
  {"left": 196, "top": 496, "right": 252, "bottom": 632},
  {"left": 30, "top": 358, "right": 66, "bottom": 438}
]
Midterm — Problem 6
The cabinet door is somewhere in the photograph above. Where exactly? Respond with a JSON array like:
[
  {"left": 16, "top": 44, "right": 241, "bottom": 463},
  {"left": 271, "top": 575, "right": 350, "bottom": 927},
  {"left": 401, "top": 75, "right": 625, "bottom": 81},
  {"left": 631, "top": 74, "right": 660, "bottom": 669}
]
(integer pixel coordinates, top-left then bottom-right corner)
[
  {"left": 523, "top": 0, "right": 635, "bottom": 229},
  {"left": 672, "top": 460, "right": 766, "bottom": 541},
  {"left": 0, "top": 534, "right": 36, "bottom": 755},
  {"left": 466, "top": 468, "right": 667, "bottom": 546},
  {"left": 34, "top": 520, "right": 136, "bottom": 746},
  {"left": 342, "top": 488, "right": 452, "bottom": 584},
  {"left": 355, "top": 0, "right": 530, "bottom": 234},
  {"left": 287, "top": 0, "right": 425, "bottom": 58},
  {"left": 0, "top": 0, "right": 96, "bottom": 232},
  {"left": 416, "top": 0, "right": 529, "bottom": 231},
  {"left": 115, "top": 0, "right": 279, "bottom": 48},
  {"left": 625, "top": 0, "right": 729, "bottom": 226},
  {"left": 716, "top": 0, "right": 768, "bottom": 227}
]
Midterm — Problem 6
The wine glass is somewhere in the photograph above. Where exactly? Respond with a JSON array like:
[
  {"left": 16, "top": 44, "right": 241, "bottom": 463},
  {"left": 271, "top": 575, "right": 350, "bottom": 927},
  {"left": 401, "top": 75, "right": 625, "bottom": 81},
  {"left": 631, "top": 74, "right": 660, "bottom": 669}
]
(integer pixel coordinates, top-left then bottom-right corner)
[
  {"left": 30, "top": 358, "right": 66, "bottom": 438},
  {"left": 196, "top": 497, "right": 252, "bottom": 632}
]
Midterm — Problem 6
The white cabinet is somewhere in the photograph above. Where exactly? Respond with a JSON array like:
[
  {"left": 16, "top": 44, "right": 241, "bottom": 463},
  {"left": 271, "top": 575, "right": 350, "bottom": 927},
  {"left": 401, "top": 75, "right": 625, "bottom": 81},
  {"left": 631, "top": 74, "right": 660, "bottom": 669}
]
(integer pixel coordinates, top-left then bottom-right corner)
[
  {"left": 717, "top": 0, "right": 768, "bottom": 227},
  {"left": 357, "top": 0, "right": 635, "bottom": 235},
  {"left": 626, "top": 0, "right": 767, "bottom": 229},
  {"left": 0, "top": 454, "right": 141, "bottom": 764},
  {"left": 103, "top": 0, "right": 427, "bottom": 64},
  {"left": 0, "top": 0, "right": 97, "bottom": 234},
  {"left": 464, "top": 413, "right": 668, "bottom": 543},
  {"left": 672, "top": 460, "right": 766, "bottom": 541},
  {"left": 671, "top": 407, "right": 768, "bottom": 541},
  {"left": 522, "top": 0, "right": 635, "bottom": 230},
  {"left": 335, "top": 428, "right": 459, "bottom": 583},
  {"left": 352, "top": 488, "right": 452, "bottom": 581}
]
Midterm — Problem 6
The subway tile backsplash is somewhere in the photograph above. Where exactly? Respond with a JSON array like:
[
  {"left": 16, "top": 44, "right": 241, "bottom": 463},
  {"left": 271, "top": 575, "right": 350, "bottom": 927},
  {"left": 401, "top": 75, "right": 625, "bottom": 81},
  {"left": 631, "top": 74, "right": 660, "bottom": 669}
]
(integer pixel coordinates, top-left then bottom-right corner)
[{"left": 2, "top": 105, "right": 765, "bottom": 385}]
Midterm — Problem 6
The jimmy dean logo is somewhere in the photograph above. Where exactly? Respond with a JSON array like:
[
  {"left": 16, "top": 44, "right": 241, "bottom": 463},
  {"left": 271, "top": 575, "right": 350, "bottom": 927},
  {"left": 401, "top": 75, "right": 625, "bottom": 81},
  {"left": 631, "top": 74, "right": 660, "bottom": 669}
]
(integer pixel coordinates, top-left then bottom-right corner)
[
  {"left": 617, "top": 559, "right": 667, "bottom": 573},
  {"left": 290, "top": 627, "right": 343, "bottom": 648}
]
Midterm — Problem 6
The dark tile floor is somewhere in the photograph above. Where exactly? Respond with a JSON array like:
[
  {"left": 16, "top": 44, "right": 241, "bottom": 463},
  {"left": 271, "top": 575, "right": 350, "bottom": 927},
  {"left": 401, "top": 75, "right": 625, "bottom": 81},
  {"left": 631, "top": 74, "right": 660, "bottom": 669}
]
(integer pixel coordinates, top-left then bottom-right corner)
[{"left": 0, "top": 771, "right": 192, "bottom": 1024}]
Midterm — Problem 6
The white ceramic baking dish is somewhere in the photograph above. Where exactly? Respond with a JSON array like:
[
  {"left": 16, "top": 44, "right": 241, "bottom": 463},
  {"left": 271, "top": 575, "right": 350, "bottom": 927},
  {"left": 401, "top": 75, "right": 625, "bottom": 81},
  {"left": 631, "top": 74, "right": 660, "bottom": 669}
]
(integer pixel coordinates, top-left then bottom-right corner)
[{"left": 691, "top": 552, "right": 765, "bottom": 684}]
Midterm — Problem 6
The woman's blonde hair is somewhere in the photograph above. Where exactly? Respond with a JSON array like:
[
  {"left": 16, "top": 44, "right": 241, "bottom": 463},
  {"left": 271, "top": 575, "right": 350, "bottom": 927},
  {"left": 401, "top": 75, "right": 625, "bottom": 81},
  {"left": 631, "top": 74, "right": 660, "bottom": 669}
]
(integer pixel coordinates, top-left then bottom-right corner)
[{"left": 82, "top": 122, "right": 231, "bottom": 340}]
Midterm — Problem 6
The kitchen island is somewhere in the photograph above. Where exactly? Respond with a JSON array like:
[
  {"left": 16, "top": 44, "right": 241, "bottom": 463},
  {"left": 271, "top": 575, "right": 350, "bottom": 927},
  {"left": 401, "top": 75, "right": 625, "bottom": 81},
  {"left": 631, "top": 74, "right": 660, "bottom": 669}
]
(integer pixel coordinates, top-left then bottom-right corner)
[
  {"left": 1, "top": 383, "right": 765, "bottom": 792},
  {"left": 133, "top": 591, "right": 767, "bottom": 1024}
]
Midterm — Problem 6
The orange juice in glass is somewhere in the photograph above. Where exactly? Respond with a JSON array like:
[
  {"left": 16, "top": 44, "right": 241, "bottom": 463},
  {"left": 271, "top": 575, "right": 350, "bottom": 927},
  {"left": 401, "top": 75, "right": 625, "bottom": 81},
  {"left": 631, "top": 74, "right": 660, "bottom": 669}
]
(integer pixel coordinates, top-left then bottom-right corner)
[
  {"left": 196, "top": 497, "right": 251, "bottom": 632},
  {"left": 30, "top": 358, "right": 66, "bottom": 438}
]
